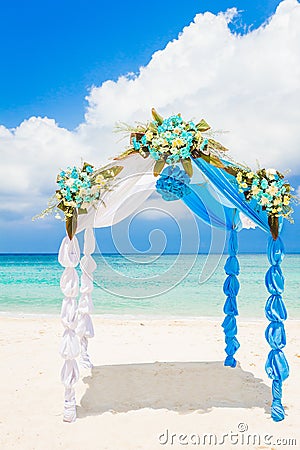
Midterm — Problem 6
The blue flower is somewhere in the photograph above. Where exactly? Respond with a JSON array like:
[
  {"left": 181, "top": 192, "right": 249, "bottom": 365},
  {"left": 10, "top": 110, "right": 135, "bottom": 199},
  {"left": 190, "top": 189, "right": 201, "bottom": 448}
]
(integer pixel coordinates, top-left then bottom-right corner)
[
  {"left": 71, "top": 169, "right": 79, "bottom": 179},
  {"left": 149, "top": 149, "right": 160, "bottom": 160},
  {"left": 156, "top": 165, "right": 191, "bottom": 201},
  {"left": 188, "top": 121, "right": 196, "bottom": 130},
  {"left": 85, "top": 165, "right": 93, "bottom": 173},
  {"left": 141, "top": 134, "right": 147, "bottom": 145},
  {"left": 260, "top": 179, "right": 268, "bottom": 189},
  {"left": 132, "top": 137, "right": 141, "bottom": 150}
]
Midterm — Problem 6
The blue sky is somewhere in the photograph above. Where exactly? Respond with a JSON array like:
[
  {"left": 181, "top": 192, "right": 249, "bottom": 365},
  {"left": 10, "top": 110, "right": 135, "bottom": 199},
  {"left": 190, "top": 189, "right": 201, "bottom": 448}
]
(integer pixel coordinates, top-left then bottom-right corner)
[
  {"left": 0, "top": 0, "right": 299, "bottom": 253},
  {"left": 0, "top": 0, "right": 284, "bottom": 129}
]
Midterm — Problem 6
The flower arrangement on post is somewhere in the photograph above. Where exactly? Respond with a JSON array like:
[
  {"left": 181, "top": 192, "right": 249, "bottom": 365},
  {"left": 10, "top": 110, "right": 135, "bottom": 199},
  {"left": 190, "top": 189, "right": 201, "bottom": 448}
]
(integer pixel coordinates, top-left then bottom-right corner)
[
  {"left": 228, "top": 166, "right": 294, "bottom": 239},
  {"left": 35, "top": 162, "right": 123, "bottom": 239},
  {"left": 115, "top": 108, "right": 228, "bottom": 177},
  {"left": 115, "top": 108, "right": 297, "bottom": 240}
]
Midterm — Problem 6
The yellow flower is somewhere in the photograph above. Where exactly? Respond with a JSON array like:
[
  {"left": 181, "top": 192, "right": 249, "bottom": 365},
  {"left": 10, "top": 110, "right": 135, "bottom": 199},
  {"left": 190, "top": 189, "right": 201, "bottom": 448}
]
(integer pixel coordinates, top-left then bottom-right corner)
[
  {"left": 236, "top": 172, "right": 243, "bottom": 182},
  {"left": 145, "top": 131, "right": 153, "bottom": 141},
  {"left": 283, "top": 195, "right": 290, "bottom": 206},
  {"left": 56, "top": 192, "right": 62, "bottom": 200},
  {"left": 172, "top": 138, "right": 184, "bottom": 148},
  {"left": 260, "top": 196, "right": 269, "bottom": 206},
  {"left": 272, "top": 208, "right": 277, "bottom": 213},
  {"left": 273, "top": 197, "right": 281, "bottom": 206},
  {"left": 277, "top": 207, "right": 282, "bottom": 212},
  {"left": 266, "top": 185, "right": 278, "bottom": 196},
  {"left": 95, "top": 174, "right": 105, "bottom": 185},
  {"left": 241, "top": 182, "right": 248, "bottom": 188},
  {"left": 246, "top": 172, "right": 254, "bottom": 179},
  {"left": 251, "top": 186, "right": 260, "bottom": 196},
  {"left": 64, "top": 201, "right": 76, "bottom": 208}
]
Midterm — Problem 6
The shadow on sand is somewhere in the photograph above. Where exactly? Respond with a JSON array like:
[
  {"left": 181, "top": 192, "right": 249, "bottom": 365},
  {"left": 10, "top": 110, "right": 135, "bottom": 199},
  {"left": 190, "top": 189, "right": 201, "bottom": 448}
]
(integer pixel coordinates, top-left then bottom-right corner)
[{"left": 77, "top": 361, "right": 270, "bottom": 418}]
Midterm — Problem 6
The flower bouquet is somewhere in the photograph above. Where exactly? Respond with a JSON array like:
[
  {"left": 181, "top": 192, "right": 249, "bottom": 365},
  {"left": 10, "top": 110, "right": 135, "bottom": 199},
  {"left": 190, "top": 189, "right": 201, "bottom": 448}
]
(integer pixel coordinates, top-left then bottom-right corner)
[
  {"left": 36, "top": 162, "right": 123, "bottom": 239},
  {"left": 115, "top": 108, "right": 228, "bottom": 177}
]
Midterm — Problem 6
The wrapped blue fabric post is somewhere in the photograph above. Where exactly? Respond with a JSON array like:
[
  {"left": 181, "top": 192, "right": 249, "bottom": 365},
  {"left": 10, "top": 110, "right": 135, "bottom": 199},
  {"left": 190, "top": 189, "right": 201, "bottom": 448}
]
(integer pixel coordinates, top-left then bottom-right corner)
[
  {"left": 265, "top": 236, "right": 289, "bottom": 421},
  {"left": 222, "top": 229, "right": 240, "bottom": 368}
]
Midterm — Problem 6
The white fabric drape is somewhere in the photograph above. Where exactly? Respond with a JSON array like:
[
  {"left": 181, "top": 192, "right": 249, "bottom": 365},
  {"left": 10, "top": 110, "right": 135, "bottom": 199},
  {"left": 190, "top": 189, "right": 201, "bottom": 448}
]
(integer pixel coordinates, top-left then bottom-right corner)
[
  {"left": 77, "top": 154, "right": 156, "bottom": 232},
  {"left": 76, "top": 228, "right": 96, "bottom": 368},
  {"left": 58, "top": 236, "right": 81, "bottom": 422}
]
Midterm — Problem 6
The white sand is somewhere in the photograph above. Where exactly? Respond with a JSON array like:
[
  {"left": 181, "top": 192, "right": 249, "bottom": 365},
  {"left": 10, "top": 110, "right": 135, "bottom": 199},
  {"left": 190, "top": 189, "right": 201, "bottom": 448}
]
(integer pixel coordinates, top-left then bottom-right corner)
[{"left": 0, "top": 316, "right": 299, "bottom": 450}]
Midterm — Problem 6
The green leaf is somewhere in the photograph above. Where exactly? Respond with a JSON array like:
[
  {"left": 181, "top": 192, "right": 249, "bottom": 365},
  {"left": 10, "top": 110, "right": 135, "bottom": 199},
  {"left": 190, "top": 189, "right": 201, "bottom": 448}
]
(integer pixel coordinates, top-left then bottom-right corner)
[
  {"left": 200, "top": 153, "right": 225, "bottom": 169},
  {"left": 110, "top": 165, "right": 123, "bottom": 177},
  {"left": 224, "top": 166, "right": 239, "bottom": 176},
  {"left": 82, "top": 162, "right": 94, "bottom": 171},
  {"left": 57, "top": 200, "right": 66, "bottom": 212},
  {"left": 114, "top": 148, "right": 138, "bottom": 160},
  {"left": 151, "top": 108, "right": 164, "bottom": 125},
  {"left": 181, "top": 158, "right": 193, "bottom": 177},
  {"left": 66, "top": 209, "right": 78, "bottom": 241},
  {"left": 196, "top": 119, "right": 211, "bottom": 132},
  {"left": 208, "top": 138, "right": 228, "bottom": 152},
  {"left": 78, "top": 208, "right": 87, "bottom": 215},
  {"left": 153, "top": 159, "right": 165, "bottom": 177},
  {"left": 95, "top": 165, "right": 123, "bottom": 179},
  {"left": 148, "top": 122, "right": 158, "bottom": 132}
]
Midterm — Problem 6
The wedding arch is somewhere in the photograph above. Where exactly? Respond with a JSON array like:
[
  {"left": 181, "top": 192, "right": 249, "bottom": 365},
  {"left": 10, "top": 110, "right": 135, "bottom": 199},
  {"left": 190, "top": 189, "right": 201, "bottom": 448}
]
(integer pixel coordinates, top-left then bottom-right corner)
[{"left": 42, "top": 109, "right": 295, "bottom": 423}]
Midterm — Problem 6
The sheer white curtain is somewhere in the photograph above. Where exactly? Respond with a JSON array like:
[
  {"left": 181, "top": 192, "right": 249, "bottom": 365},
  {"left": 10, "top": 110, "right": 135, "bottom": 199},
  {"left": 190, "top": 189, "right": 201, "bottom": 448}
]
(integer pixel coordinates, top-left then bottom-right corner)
[{"left": 77, "top": 154, "right": 156, "bottom": 233}]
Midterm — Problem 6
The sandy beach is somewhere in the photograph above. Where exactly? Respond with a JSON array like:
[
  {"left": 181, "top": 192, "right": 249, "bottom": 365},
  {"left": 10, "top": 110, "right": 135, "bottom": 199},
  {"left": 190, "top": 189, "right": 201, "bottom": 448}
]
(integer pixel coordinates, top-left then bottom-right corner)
[{"left": 0, "top": 316, "right": 299, "bottom": 450}]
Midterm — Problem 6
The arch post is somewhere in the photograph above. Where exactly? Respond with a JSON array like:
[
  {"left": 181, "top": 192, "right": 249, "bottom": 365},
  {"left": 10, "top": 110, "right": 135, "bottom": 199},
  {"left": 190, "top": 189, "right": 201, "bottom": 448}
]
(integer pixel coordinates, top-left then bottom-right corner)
[
  {"left": 222, "top": 228, "right": 240, "bottom": 367},
  {"left": 58, "top": 235, "right": 81, "bottom": 422},
  {"left": 76, "top": 228, "right": 96, "bottom": 368},
  {"left": 265, "top": 236, "right": 289, "bottom": 421}
]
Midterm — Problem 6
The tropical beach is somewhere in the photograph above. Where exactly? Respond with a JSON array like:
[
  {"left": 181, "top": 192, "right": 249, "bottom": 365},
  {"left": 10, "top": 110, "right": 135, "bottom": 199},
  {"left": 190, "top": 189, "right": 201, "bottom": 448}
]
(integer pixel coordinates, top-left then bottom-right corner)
[
  {"left": 0, "top": 315, "right": 299, "bottom": 449},
  {"left": 1, "top": 0, "right": 300, "bottom": 449},
  {"left": 1, "top": 255, "right": 300, "bottom": 448}
]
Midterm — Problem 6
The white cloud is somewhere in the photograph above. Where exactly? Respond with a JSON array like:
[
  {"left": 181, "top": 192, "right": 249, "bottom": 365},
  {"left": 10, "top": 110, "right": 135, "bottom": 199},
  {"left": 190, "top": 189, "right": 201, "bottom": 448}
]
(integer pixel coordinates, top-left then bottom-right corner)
[{"left": 1, "top": 0, "right": 300, "bottom": 220}]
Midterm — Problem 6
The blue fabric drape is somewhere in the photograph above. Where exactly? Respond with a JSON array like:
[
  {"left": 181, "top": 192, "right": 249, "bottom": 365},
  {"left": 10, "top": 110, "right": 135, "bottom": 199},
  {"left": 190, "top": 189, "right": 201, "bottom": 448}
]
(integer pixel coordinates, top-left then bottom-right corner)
[
  {"left": 183, "top": 184, "right": 242, "bottom": 231},
  {"left": 191, "top": 157, "right": 283, "bottom": 234},
  {"left": 222, "top": 229, "right": 240, "bottom": 367},
  {"left": 163, "top": 159, "right": 290, "bottom": 422},
  {"left": 265, "top": 236, "right": 289, "bottom": 421}
]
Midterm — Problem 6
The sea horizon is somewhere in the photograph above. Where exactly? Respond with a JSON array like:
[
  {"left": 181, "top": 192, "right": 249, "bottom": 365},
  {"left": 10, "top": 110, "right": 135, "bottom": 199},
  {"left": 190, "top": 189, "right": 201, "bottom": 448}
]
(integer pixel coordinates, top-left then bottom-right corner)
[
  {"left": 2, "top": 251, "right": 300, "bottom": 255},
  {"left": 1, "top": 253, "right": 299, "bottom": 318}
]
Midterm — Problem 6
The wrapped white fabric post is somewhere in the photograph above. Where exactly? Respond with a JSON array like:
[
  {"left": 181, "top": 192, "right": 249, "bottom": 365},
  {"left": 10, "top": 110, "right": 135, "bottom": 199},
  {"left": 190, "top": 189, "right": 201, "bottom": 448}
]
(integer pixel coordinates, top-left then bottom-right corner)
[
  {"left": 77, "top": 228, "right": 96, "bottom": 368},
  {"left": 58, "top": 236, "right": 81, "bottom": 422}
]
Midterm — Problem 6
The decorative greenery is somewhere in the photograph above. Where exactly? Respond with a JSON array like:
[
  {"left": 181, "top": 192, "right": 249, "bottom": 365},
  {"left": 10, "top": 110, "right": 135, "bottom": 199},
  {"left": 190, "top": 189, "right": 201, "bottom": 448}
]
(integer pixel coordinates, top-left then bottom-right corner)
[
  {"left": 227, "top": 166, "right": 295, "bottom": 239},
  {"left": 35, "top": 162, "right": 123, "bottom": 240},
  {"left": 37, "top": 108, "right": 297, "bottom": 242},
  {"left": 115, "top": 108, "right": 228, "bottom": 178},
  {"left": 115, "top": 108, "right": 297, "bottom": 240}
]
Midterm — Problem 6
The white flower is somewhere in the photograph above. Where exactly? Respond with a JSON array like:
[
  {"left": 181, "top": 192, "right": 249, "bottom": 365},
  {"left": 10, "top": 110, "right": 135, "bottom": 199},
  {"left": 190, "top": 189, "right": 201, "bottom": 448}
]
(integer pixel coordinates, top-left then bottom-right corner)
[
  {"left": 65, "top": 178, "right": 74, "bottom": 187},
  {"left": 266, "top": 184, "right": 278, "bottom": 196},
  {"left": 79, "top": 188, "right": 87, "bottom": 197},
  {"left": 266, "top": 168, "right": 277, "bottom": 180},
  {"left": 90, "top": 185, "right": 99, "bottom": 195},
  {"left": 251, "top": 185, "right": 260, "bottom": 196},
  {"left": 260, "top": 196, "right": 269, "bottom": 206}
]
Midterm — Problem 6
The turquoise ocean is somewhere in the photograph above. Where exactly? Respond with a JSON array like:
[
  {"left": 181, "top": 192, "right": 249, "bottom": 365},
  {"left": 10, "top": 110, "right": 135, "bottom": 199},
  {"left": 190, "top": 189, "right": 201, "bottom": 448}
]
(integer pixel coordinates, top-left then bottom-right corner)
[{"left": 0, "top": 254, "right": 299, "bottom": 318}]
